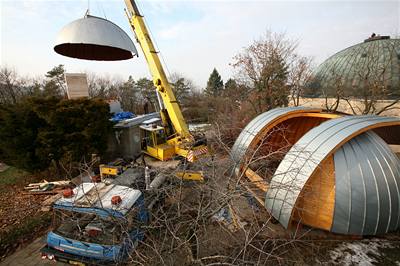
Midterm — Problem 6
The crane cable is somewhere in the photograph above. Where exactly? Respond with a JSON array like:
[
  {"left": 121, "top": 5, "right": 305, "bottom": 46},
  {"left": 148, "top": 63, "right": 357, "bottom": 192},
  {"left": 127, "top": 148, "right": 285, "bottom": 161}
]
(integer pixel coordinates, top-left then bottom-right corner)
[
  {"left": 94, "top": 0, "right": 107, "bottom": 19},
  {"left": 134, "top": 1, "right": 173, "bottom": 81}
]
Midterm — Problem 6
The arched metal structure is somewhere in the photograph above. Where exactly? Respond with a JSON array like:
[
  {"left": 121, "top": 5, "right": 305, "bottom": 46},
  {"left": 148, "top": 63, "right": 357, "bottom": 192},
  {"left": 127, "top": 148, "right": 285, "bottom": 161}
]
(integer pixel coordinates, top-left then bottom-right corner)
[
  {"left": 54, "top": 15, "right": 137, "bottom": 61},
  {"left": 332, "top": 131, "right": 400, "bottom": 235},
  {"left": 231, "top": 107, "right": 340, "bottom": 174},
  {"left": 266, "top": 115, "right": 400, "bottom": 231},
  {"left": 232, "top": 107, "right": 400, "bottom": 235},
  {"left": 231, "top": 107, "right": 341, "bottom": 203}
]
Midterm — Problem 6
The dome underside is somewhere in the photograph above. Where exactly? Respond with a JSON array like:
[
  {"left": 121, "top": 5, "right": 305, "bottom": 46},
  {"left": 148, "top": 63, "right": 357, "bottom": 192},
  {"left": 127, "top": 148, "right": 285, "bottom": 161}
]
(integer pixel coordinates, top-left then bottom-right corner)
[{"left": 54, "top": 15, "right": 137, "bottom": 61}]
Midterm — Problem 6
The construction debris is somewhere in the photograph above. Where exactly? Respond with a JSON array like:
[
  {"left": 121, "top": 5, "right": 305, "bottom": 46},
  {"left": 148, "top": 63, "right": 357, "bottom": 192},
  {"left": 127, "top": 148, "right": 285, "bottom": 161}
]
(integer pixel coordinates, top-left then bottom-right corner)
[
  {"left": 24, "top": 180, "right": 73, "bottom": 194},
  {"left": 0, "top": 162, "right": 9, "bottom": 173},
  {"left": 175, "top": 170, "right": 204, "bottom": 182},
  {"left": 211, "top": 205, "right": 246, "bottom": 232},
  {"left": 40, "top": 194, "right": 62, "bottom": 212}
]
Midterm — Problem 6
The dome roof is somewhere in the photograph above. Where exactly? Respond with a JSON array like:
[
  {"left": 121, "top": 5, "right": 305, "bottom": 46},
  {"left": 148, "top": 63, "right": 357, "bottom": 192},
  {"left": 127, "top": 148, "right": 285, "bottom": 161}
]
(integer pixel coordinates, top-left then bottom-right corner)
[
  {"left": 54, "top": 15, "right": 137, "bottom": 61},
  {"left": 308, "top": 36, "right": 400, "bottom": 98}
]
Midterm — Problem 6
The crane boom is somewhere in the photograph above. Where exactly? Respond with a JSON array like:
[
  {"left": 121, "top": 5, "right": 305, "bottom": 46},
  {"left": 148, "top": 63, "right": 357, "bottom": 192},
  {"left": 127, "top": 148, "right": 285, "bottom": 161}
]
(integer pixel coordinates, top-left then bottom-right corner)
[
  {"left": 124, "top": 0, "right": 190, "bottom": 140},
  {"left": 53, "top": 0, "right": 208, "bottom": 162}
]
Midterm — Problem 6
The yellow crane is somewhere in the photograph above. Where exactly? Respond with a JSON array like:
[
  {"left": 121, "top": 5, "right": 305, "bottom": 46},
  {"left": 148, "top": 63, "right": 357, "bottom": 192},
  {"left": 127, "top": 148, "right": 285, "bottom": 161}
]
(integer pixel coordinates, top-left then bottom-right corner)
[
  {"left": 54, "top": 0, "right": 208, "bottom": 172},
  {"left": 124, "top": 0, "right": 208, "bottom": 163}
]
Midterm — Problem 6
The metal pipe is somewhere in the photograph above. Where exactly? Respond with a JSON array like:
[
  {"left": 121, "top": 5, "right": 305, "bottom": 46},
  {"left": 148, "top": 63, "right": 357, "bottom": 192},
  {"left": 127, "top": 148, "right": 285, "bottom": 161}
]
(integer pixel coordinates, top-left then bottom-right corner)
[
  {"left": 149, "top": 174, "right": 167, "bottom": 190},
  {"left": 156, "top": 90, "right": 164, "bottom": 111},
  {"left": 145, "top": 166, "right": 150, "bottom": 190}
]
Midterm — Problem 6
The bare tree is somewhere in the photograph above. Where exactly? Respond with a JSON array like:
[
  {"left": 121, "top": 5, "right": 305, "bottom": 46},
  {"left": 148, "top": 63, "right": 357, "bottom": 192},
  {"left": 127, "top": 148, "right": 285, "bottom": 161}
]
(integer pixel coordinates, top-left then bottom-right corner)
[
  {"left": 169, "top": 72, "right": 194, "bottom": 104},
  {"left": 319, "top": 70, "right": 346, "bottom": 113},
  {"left": 0, "top": 67, "right": 23, "bottom": 104},
  {"left": 350, "top": 40, "right": 400, "bottom": 115},
  {"left": 232, "top": 31, "right": 298, "bottom": 115},
  {"left": 288, "top": 56, "right": 313, "bottom": 107},
  {"left": 36, "top": 123, "right": 338, "bottom": 266},
  {"left": 87, "top": 72, "right": 124, "bottom": 99},
  {"left": 0, "top": 67, "right": 42, "bottom": 104}
]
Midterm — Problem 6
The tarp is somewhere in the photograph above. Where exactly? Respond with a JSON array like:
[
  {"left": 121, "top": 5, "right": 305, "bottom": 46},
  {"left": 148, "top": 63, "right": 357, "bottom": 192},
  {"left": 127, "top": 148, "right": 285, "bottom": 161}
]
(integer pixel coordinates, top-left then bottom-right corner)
[{"left": 111, "top": 111, "right": 135, "bottom": 122}]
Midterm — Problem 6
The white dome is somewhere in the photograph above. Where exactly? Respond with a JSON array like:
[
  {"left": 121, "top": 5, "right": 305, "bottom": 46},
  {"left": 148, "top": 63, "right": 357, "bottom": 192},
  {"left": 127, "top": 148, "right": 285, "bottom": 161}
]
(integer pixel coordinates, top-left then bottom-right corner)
[{"left": 54, "top": 15, "right": 137, "bottom": 61}]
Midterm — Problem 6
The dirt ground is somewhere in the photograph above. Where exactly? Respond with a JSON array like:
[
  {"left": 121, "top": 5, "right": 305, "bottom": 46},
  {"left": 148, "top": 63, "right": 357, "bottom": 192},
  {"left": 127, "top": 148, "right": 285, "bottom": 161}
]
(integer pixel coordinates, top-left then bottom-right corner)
[
  {"left": 0, "top": 167, "right": 53, "bottom": 259},
  {"left": 2, "top": 157, "right": 400, "bottom": 265},
  {"left": 0, "top": 164, "right": 9, "bottom": 173},
  {"left": 0, "top": 236, "right": 65, "bottom": 266}
]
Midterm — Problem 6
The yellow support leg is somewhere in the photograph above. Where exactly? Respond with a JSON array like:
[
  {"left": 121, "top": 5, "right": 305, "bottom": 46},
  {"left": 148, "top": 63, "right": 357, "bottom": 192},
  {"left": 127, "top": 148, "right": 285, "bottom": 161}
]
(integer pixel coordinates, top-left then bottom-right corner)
[{"left": 175, "top": 171, "right": 204, "bottom": 182}]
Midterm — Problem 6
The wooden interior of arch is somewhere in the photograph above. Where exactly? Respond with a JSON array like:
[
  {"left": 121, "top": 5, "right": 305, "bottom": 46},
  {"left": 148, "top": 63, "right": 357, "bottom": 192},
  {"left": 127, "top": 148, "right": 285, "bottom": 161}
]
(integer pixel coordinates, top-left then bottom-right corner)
[{"left": 243, "top": 112, "right": 340, "bottom": 194}]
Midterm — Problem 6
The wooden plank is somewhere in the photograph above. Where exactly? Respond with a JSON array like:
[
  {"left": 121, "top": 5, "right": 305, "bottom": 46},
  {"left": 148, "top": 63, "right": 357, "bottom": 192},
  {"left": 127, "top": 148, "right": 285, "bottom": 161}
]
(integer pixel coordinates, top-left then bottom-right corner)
[
  {"left": 245, "top": 168, "right": 269, "bottom": 191},
  {"left": 242, "top": 182, "right": 265, "bottom": 207},
  {"left": 293, "top": 156, "right": 335, "bottom": 231}
]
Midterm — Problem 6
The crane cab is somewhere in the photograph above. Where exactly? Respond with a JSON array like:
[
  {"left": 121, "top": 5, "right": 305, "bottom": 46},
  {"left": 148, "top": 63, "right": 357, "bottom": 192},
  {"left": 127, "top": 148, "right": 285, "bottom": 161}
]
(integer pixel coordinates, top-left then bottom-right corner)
[{"left": 140, "top": 118, "right": 175, "bottom": 161}]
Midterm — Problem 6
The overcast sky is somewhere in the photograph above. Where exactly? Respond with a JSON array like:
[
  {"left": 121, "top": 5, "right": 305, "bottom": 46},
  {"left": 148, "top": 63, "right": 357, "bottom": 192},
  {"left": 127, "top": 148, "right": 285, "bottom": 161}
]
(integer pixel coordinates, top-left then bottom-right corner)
[{"left": 1, "top": 0, "right": 399, "bottom": 88}]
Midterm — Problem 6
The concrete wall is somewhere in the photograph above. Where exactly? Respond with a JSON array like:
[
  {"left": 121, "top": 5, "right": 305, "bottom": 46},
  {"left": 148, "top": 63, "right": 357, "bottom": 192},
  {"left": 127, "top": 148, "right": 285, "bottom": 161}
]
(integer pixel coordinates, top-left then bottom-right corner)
[
  {"left": 105, "top": 113, "right": 160, "bottom": 160},
  {"left": 107, "top": 126, "right": 142, "bottom": 160}
]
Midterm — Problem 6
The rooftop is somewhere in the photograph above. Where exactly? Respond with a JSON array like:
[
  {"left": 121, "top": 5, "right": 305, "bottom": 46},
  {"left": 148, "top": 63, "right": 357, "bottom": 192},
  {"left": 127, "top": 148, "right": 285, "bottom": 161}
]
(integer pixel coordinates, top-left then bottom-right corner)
[
  {"left": 307, "top": 35, "right": 400, "bottom": 98},
  {"left": 54, "top": 183, "right": 142, "bottom": 217}
]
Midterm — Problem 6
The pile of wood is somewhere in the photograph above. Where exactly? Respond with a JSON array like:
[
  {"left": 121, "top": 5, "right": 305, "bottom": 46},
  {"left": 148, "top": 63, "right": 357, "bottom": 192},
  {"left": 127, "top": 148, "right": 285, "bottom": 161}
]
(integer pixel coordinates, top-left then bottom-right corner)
[{"left": 24, "top": 180, "right": 73, "bottom": 195}]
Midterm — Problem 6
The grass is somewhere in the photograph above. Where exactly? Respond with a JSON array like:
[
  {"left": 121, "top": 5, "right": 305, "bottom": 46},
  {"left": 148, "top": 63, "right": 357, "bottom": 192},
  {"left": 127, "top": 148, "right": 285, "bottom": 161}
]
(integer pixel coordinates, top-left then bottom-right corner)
[{"left": 0, "top": 166, "right": 29, "bottom": 187}]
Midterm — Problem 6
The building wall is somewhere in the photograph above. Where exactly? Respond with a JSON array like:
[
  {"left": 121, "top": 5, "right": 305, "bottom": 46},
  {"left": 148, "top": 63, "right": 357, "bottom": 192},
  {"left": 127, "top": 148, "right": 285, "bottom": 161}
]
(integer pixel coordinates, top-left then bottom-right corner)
[{"left": 106, "top": 126, "right": 142, "bottom": 160}]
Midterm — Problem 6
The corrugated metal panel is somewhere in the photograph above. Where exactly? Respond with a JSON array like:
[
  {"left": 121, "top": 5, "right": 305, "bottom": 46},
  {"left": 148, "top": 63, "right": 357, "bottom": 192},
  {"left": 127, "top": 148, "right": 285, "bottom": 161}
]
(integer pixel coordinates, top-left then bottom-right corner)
[
  {"left": 332, "top": 131, "right": 400, "bottom": 235},
  {"left": 113, "top": 112, "right": 160, "bottom": 128},
  {"left": 56, "top": 183, "right": 141, "bottom": 216},
  {"left": 265, "top": 115, "right": 400, "bottom": 229},
  {"left": 54, "top": 15, "right": 137, "bottom": 61},
  {"left": 230, "top": 107, "right": 321, "bottom": 174}
]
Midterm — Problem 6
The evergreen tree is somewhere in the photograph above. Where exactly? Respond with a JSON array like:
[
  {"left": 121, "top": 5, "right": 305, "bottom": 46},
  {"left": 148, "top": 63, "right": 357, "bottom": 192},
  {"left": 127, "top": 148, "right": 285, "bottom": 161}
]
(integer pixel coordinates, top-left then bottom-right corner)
[
  {"left": 43, "top": 65, "right": 66, "bottom": 97},
  {"left": 135, "top": 78, "right": 158, "bottom": 112},
  {"left": 205, "top": 68, "right": 224, "bottom": 97},
  {"left": 0, "top": 97, "right": 112, "bottom": 173},
  {"left": 0, "top": 102, "right": 48, "bottom": 170},
  {"left": 223, "top": 78, "right": 238, "bottom": 97},
  {"left": 172, "top": 78, "right": 189, "bottom": 102}
]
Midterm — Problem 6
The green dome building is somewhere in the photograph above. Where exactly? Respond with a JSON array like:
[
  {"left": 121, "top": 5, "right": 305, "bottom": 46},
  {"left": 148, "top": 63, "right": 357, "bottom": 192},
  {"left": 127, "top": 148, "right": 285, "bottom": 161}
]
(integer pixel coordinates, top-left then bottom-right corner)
[{"left": 307, "top": 35, "right": 400, "bottom": 98}]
